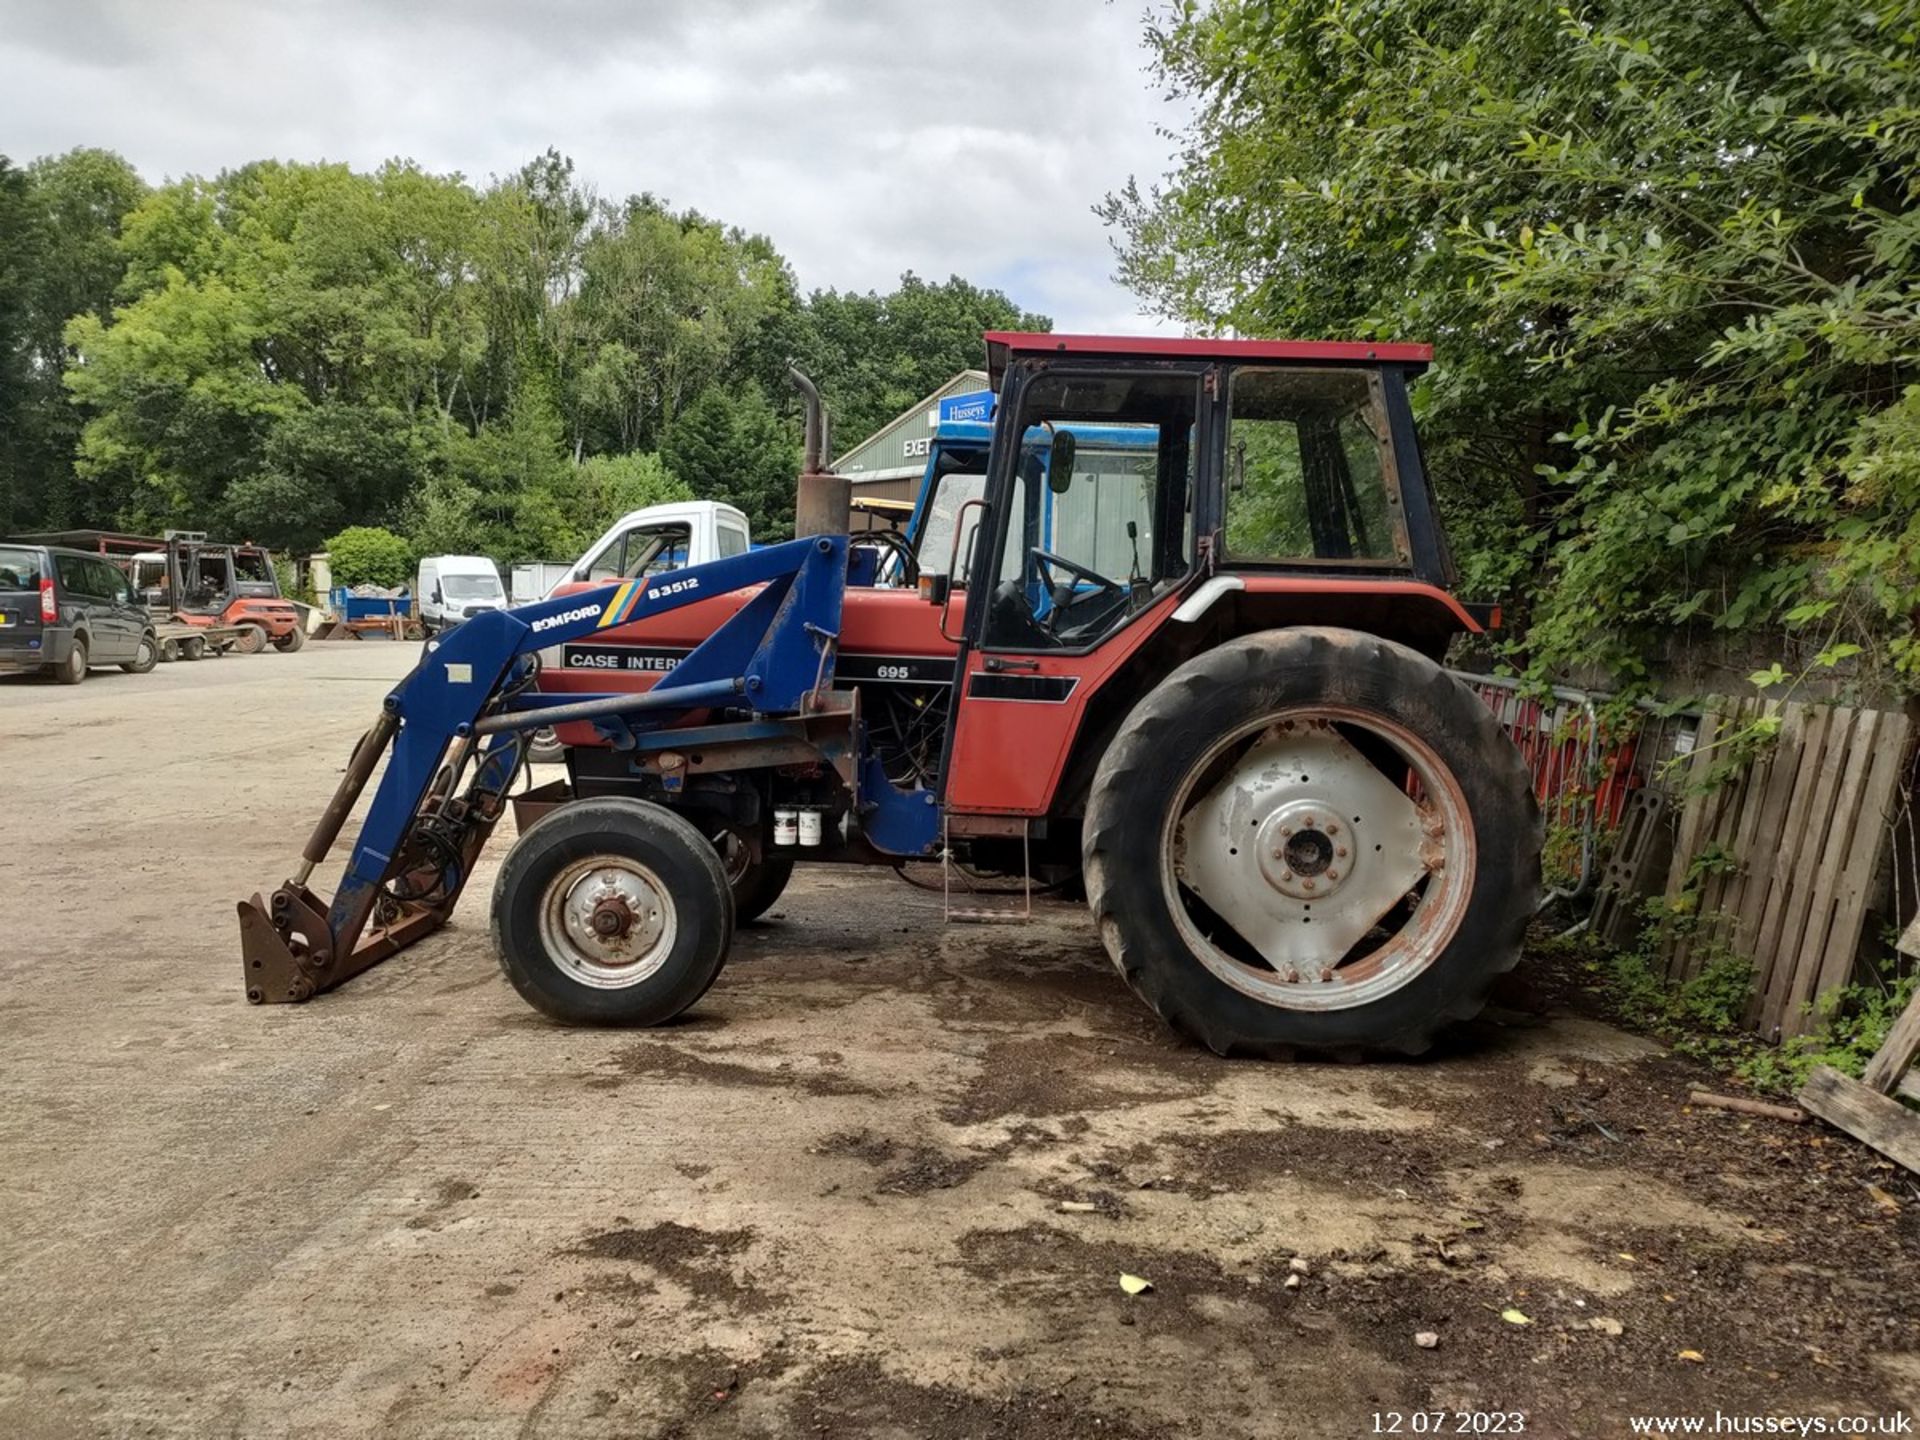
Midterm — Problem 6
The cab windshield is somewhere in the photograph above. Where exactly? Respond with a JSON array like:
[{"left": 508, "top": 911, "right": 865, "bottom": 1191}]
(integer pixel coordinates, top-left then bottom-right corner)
[{"left": 443, "top": 573, "right": 503, "bottom": 601}]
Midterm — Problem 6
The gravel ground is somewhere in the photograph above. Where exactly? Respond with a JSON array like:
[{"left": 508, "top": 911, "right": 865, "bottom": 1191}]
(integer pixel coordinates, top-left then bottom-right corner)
[{"left": 1, "top": 642, "right": 1915, "bottom": 1439}]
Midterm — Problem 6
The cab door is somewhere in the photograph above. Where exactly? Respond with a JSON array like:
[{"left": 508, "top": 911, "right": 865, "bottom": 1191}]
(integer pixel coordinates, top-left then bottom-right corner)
[{"left": 941, "top": 366, "right": 1206, "bottom": 816}]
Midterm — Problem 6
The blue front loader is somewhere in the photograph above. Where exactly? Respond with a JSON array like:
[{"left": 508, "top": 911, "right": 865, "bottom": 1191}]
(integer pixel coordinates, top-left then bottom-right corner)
[{"left": 237, "top": 532, "right": 940, "bottom": 1004}]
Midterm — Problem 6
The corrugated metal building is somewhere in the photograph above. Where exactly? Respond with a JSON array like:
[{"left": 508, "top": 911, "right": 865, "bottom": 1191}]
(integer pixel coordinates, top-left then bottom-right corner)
[{"left": 831, "top": 370, "right": 988, "bottom": 508}]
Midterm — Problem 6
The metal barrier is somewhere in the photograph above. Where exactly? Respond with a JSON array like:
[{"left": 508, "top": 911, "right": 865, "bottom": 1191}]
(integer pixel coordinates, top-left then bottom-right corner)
[{"left": 1455, "top": 673, "right": 1702, "bottom": 902}]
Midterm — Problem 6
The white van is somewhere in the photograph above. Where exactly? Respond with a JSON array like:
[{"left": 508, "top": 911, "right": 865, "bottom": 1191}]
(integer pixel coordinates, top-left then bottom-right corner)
[{"left": 417, "top": 555, "right": 507, "bottom": 634}]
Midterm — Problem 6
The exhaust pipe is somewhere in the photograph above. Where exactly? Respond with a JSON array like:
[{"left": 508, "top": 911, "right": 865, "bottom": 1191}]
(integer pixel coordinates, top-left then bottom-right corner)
[{"left": 789, "top": 366, "right": 850, "bottom": 539}]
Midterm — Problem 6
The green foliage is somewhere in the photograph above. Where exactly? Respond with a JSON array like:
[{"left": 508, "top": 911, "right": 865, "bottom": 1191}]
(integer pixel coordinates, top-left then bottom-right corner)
[
  {"left": 1108, "top": 0, "right": 1920, "bottom": 690},
  {"left": 661, "top": 387, "right": 800, "bottom": 541},
  {"left": 1736, "top": 973, "right": 1920, "bottom": 1095},
  {"left": 6, "top": 147, "right": 1049, "bottom": 564},
  {"left": 0, "top": 148, "right": 145, "bottom": 533},
  {"left": 804, "top": 272, "right": 1049, "bottom": 449},
  {"left": 1580, "top": 890, "right": 1917, "bottom": 1096},
  {"left": 324, "top": 525, "right": 414, "bottom": 588}
]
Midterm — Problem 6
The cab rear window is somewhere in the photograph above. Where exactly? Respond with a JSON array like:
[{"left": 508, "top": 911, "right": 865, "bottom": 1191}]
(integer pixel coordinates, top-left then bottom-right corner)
[{"left": 0, "top": 548, "right": 43, "bottom": 591}]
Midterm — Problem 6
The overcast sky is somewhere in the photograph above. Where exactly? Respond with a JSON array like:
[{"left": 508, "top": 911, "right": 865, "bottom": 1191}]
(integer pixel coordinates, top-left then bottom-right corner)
[{"left": 0, "top": 0, "right": 1188, "bottom": 334}]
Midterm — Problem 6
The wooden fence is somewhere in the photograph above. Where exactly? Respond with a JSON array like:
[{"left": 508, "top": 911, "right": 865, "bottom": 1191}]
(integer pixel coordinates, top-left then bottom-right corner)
[{"left": 1657, "top": 700, "right": 1913, "bottom": 1039}]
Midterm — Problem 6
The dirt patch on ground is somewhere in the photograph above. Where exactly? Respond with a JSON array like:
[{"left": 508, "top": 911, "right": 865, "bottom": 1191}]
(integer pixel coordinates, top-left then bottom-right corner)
[
  {"left": 781, "top": 1355, "right": 1177, "bottom": 1440},
  {"left": 603, "top": 1038, "right": 878, "bottom": 1096},
  {"left": 816, "top": 1128, "right": 991, "bottom": 1196},
  {"left": 570, "top": 1222, "right": 775, "bottom": 1312},
  {"left": 939, "top": 1031, "right": 1219, "bottom": 1125}
]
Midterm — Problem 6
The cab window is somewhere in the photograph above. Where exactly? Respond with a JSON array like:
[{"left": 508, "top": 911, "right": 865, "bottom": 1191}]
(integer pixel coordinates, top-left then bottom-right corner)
[
  {"left": 1225, "top": 367, "right": 1405, "bottom": 564},
  {"left": 716, "top": 522, "right": 749, "bottom": 558},
  {"left": 586, "top": 523, "right": 694, "bottom": 581},
  {"left": 982, "top": 371, "right": 1199, "bottom": 650}
]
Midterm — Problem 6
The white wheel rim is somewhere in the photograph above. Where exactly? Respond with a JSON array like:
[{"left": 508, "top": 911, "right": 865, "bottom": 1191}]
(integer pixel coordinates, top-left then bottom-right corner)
[
  {"left": 1163, "top": 708, "right": 1475, "bottom": 1012},
  {"left": 538, "top": 855, "right": 676, "bottom": 989}
]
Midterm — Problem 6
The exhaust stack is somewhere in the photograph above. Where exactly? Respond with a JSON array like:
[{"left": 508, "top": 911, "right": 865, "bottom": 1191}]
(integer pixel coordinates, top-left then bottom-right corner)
[{"left": 789, "top": 366, "right": 850, "bottom": 538}]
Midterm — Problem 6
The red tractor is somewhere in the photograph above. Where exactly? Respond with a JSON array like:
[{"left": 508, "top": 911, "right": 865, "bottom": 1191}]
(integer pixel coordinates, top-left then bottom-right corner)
[{"left": 241, "top": 333, "right": 1539, "bottom": 1059}]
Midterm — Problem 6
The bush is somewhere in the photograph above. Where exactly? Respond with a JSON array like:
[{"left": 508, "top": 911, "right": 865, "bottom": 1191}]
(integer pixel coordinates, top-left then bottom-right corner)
[{"left": 324, "top": 525, "right": 413, "bottom": 589}]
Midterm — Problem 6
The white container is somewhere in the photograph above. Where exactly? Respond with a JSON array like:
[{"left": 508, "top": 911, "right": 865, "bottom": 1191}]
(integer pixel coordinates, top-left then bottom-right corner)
[
  {"left": 773, "top": 809, "right": 798, "bottom": 846},
  {"left": 797, "top": 808, "right": 823, "bottom": 847}
]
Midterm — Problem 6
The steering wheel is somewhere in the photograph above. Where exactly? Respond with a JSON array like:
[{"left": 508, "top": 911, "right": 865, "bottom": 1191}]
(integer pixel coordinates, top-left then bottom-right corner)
[
  {"left": 856, "top": 528, "right": 919, "bottom": 587},
  {"left": 1030, "top": 548, "right": 1125, "bottom": 635}
]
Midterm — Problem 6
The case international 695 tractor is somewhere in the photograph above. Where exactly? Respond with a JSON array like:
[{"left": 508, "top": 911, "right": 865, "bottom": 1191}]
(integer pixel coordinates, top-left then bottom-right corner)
[{"left": 238, "top": 334, "right": 1540, "bottom": 1058}]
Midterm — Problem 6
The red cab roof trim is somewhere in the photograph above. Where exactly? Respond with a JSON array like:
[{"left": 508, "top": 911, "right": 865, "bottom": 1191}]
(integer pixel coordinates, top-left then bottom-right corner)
[{"left": 983, "top": 331, "right": 1433, "bottom": 389}]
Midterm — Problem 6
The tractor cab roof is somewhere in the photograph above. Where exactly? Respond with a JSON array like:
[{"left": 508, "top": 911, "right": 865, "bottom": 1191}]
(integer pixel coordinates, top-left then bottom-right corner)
[{"left": 982, "top": 332, "right": 1433, "bottom": 391}]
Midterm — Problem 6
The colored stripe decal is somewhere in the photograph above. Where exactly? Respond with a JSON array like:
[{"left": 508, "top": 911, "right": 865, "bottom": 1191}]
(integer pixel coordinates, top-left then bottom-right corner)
[{"left": 597, "top": 581, "right": 636, "bottom": 628}]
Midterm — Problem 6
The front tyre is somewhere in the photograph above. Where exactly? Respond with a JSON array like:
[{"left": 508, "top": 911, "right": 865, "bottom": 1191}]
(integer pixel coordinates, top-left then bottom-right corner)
[
  {"left": 714, "top": 827, "right": 794, "bottom": 923},
  {"left": 122, "top": 633, "right": 158, "bottom": 674},
  {"left": 492, "top": 796, "right": 735, "bottom": 1025},
  {"left": 1083, "top": 627, "right": 1540, "bottom": 1058}
]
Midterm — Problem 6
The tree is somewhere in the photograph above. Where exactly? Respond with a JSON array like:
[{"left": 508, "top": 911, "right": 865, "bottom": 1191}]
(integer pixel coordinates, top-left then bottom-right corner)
[
  {"left": 324, "top": 525, "right": 414, "bottom": 587},
  {"left": 660, "top": 386, "right": 799, "bottom": 541},
  {"left": 804, "top": 273, "right": 1049, "bottom": 451},
  {"left": 0, "top": 149, "right": 144, "bottom": 533},
  {"left": 1106, "top": 0, "right": 1920, "bottom": 689}
]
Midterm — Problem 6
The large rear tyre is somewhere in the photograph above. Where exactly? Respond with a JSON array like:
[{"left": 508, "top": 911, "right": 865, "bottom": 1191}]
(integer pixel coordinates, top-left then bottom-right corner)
[
  {"left": 715, "top": 828, "right": 794, "bottom": 923},
  {"left": 1083, "top": 627, "right": 1540, "bottom": 1058},
  {"left": 492, "top": 797, "right": 735, "bottom": 1025}
]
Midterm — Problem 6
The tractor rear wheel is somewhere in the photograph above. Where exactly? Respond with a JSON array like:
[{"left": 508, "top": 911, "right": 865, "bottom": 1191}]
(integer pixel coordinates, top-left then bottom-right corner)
[
  {"left": 1083, "top": 627, "right": 1540, "bottom": 1058},
  {"left": 492, "top": 796, "right": 735, "bottom": 1025}
]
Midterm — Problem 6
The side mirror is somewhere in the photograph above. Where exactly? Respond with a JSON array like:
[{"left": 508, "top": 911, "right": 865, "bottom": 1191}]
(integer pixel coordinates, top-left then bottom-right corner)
[{"left": 1047, "top": 431, "right": 1077, "bottom": 495}]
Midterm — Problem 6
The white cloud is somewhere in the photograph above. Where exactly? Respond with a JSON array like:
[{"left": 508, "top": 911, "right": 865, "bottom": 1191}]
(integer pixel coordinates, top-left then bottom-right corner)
[{"left": 0, "top": 0, "right": 1189, "bottom": 332}]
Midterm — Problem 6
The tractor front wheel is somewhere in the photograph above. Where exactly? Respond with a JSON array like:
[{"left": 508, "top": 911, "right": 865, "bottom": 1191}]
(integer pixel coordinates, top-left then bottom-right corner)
[
  {"left": 714, "top": 827, "right": 794, "bottom": 923},
  {"left": 492, "top": 797, "right": 735, "bottom": 1025},
  {"left": 1083, "top": 627, "right": 1540, "bottom": 1058}
]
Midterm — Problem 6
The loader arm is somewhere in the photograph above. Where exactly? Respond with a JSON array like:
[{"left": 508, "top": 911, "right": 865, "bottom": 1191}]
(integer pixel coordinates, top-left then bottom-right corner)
[{"left": 238, "top": 535, "right": 849, "bottom": 1004}]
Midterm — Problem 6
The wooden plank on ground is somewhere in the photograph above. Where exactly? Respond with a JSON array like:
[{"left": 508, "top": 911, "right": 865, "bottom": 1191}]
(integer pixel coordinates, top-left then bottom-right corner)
[
  {"left": 1748, "top": 704, "right": 1837, "bottom": 1029},
  {"left": 1735, "top": 701, "right": 1815, "bottom": 1015},
  {"left": 1863, "top": 984, "right": 1920, "bottom": 1095},
  {"left": 1779, "top": 708, "right": 1885, "bottom": 1039},
  {"left": 1806, "top": 710, "right": 1912, "bottom": 1028},
  {"left": 1757, "top": 705, "right": 1854, "bottom": 1037},
  {"left": 1799, "top": 1065, "right": 1920, "bottom": 1174}
]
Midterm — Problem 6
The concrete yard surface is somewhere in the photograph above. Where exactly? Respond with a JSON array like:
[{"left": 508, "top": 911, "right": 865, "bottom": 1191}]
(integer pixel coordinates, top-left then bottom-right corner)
[{"left": 1, "top": 644, "right": 1916, "bottom": 1439}]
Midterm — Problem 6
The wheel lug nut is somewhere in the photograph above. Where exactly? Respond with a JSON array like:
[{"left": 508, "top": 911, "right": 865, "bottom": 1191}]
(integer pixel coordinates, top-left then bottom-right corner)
[
  {"left": 1327, "top": 822, "right": 1340, "bottom": 836},
  {"left": 1326, "top": 869, "right": 1339, "bottom": 881},
  {"left": 1280, "top": 826, "right": 1293, "bottom": 837},
  {"left": 1302, "top": 879, "right": 1316, "bottom": 891},
  {"left": 1335, "top": 846, "right": 1348, "bottom": 858}
]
